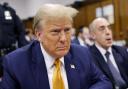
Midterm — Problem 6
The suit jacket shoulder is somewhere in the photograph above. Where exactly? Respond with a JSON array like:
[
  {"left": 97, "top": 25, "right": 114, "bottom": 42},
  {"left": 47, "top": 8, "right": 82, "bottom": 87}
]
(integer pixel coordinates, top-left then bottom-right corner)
[
  {"left": 1, "top": 41, "right": 112, "bottom": 89},
  {"left": 112, "top": 45, "right": 128, "bottom": 60}
]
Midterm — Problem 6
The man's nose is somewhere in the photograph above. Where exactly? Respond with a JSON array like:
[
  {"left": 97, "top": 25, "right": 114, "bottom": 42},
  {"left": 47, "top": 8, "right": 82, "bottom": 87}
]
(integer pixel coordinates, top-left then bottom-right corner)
[
  {"left": 59, "top": 31, "right": 66, "bottom": 42},
  {"left": 105, "top": 27, "right": 111, "bottom": 34}
]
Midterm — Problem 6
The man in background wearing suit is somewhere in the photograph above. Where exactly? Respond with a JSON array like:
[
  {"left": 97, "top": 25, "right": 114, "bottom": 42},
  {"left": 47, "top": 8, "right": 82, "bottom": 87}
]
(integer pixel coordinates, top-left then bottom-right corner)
[
  {"left": 0, "top": 4, "right": 112, "bottom": 89},
  {"left": 72, "top": 26, "right": 93, "bottom": 47},
  {"left": 89, "top": 17, "right": 128, "bottom": 89}
]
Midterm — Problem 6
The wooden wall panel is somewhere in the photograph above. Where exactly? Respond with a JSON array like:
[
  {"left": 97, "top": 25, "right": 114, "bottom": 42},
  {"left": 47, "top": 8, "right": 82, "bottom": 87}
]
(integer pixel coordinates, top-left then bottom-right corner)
[
  {"left": 73, "top": 7, "right": 87, "bottom": 29},
  {"left": 112, "top": 0, "right": 121, "bottom": 40},
  {"left": 73, "top": 2, "right": 100, "bottom": 29},
  {"left": 73, "top": 0, "right": 125, "bottom": 40},
  {"left": 118, "top": 0, "right": 128, "bottom": 45}
]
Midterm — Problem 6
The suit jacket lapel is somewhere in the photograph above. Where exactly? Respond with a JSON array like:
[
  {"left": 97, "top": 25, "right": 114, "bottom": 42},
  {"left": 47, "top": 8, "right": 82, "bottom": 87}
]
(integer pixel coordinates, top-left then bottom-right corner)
[
  {"left": 30, "top": 41, "right": 81, "bottom": 89},
  {"left": 31, "top": 41, "right": 50, "bottom": 89},
  {"left": 90, "top": 45, "right": 114, "bottom": 80},
  {"left": 112, "top": 49, "right": 128, "bottom": 84},
  {"left": 64, "top": 52, "right": 81, "bottom": 89}
]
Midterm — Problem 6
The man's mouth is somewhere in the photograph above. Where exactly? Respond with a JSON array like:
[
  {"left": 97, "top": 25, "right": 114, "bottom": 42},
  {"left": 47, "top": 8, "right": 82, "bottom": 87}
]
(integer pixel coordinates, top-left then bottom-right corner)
[
  {"left": 106, "top": 38, "right": 112, "bottom": 43},
  {"left": 57, "top": 46, "right": 67, "bottom": 50},
  {"left": 106, "top": 38, "right": 112, "bottom": 41}
]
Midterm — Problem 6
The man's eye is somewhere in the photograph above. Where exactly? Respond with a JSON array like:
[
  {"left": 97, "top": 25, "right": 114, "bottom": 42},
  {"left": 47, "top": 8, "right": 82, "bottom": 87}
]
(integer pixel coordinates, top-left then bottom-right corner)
[
  {"left": 64, "top": 28, "right": 70, "bottom": 32},
  {"left": 53, "top": 29, "right": 60, "bottom": 32},
  {"left": 99, "top": 26, "right": 105, "bottom": 31},
  {"left": 108, "top": 25, "right": 112, "bottom": 30},
  {"left": 51, "top": 29, "right": 60, "bottom": 35}
]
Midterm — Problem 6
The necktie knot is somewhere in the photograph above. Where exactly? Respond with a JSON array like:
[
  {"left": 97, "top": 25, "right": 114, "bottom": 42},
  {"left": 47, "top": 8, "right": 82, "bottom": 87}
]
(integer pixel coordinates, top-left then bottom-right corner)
[
  {"left": 105, "top": 51, "right": 110, "bottom": 60},
  {"left": 54, "top": 59, "right": 61, "bottom": 68}
]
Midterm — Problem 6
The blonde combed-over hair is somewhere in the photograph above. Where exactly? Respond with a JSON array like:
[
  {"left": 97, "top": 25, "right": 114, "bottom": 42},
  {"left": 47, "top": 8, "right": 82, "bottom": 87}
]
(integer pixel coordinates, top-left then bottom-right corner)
[{"left": 33, "top": 4, "right": 78, "bottom": 31}]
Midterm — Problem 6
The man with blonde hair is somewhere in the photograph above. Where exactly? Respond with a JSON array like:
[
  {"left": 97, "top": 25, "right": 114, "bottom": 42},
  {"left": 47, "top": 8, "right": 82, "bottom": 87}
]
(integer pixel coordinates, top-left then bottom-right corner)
[{"left": 0, "top": 4, "right": 112, "bottom": 89}]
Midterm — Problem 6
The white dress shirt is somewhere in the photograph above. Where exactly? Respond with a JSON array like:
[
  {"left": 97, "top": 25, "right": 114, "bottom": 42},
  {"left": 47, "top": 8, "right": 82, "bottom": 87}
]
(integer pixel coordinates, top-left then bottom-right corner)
[
  {"left": 78, "top": 37, "right": 86, "bottom": 47},
  {"left": 40, "top": 43, "right": 69, "bottom": 89},
  {"left": 95, "top": 44, "right": 120, "bottom": 72}
]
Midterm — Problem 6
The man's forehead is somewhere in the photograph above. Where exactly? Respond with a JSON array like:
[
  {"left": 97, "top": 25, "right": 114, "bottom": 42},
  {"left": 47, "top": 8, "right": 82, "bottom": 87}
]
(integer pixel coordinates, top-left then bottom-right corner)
[
  {"left": 95, "top": 19, "right": 110, "bottom": 27},
  {"left": 45, "top": 18, "right": 72, "bottom": 26}
]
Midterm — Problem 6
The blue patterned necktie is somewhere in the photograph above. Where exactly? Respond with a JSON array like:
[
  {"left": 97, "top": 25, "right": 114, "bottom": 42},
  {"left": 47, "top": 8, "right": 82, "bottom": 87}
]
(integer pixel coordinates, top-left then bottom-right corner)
[{"left": 105, "top": 51, "right": 126, "bottom": 87}]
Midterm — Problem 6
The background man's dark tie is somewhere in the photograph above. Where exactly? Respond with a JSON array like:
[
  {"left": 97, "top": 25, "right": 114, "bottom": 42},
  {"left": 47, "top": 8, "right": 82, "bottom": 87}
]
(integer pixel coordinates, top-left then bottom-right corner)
[{"left": 105, "top": 51, "right": 126, "bottom": 88}]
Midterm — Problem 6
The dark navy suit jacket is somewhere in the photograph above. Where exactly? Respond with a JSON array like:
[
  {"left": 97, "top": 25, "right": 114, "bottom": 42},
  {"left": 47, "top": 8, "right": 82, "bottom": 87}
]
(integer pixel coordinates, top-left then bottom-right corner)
[
  {"left": 89, "top": 45, "right": 128, "bottom": 88},
  {"left": 72, "top": 38, "right": 89, "bottom": 47},
  {"left": 0, "top": 41, "right": 112, "bottom": 89},
  {"left": 71, "top": 38, "right": 80, "bottom": 45}
]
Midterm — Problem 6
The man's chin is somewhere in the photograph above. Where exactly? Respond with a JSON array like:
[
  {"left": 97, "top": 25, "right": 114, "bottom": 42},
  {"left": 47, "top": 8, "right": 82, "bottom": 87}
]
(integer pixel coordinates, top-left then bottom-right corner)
[
  {"left": 56, "top": 50, "right": 68, "bottom": 57},
  {"left": 105, "top": 44, "right": 112, "bottom": 49},
  {"left": 108, "top": 42, "right": 113, "bottom": 46}
]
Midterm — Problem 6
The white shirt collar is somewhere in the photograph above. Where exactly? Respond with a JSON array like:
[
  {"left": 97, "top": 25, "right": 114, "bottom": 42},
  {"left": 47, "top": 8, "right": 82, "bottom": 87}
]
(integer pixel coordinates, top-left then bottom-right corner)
[
  {"left": 40, "top": 43, "right": 64, "bottom": 70},
  {"left": 78, "top": 37, "right": 85, "bottom": 46},
  {"left": 95, "top": 43, "right": 120, "bottom": 72},
  {"left": 95, "top": 43, "right": 112, "bottom": 56}
]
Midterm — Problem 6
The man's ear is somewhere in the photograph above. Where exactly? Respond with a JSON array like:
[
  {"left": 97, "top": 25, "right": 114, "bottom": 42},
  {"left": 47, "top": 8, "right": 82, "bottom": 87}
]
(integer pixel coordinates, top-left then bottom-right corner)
[
  {"left": 35, "top": 29, "right": 42, "bottom": 41},
  {"left": 90, "top": 32, "right": 96, "bottom": 40}
]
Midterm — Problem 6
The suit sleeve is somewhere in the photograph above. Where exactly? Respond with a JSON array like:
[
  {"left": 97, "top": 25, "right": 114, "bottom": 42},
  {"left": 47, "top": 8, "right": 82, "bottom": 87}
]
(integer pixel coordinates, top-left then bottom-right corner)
[{"left": 0, "top": 56, "right": 19, "bottom": 89}]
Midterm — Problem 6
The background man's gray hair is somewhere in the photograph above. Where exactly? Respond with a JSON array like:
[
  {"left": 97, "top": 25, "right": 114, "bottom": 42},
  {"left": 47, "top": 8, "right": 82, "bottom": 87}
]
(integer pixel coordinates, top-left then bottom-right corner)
[
  {"left": 89, "top": 17, "right": 108, "bottom": 32},
  {"left": 33, "top": 4, "right": 78, "bottom": 30}
]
